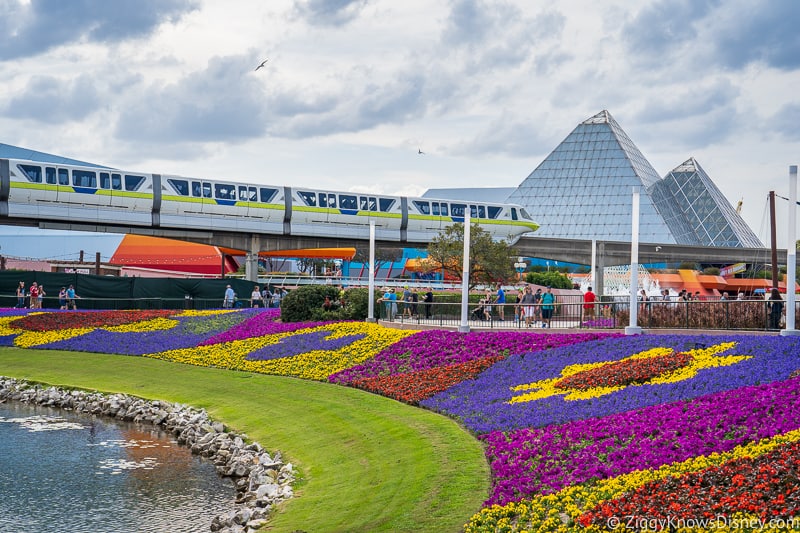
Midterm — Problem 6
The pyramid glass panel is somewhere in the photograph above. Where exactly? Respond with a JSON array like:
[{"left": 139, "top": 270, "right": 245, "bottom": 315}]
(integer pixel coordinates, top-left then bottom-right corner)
[
  {"left": 507, "top": 111, "right": 763, "bottom": 248},
  {"left": 508, "top": 110, "right": 677, "bottom": 243}
]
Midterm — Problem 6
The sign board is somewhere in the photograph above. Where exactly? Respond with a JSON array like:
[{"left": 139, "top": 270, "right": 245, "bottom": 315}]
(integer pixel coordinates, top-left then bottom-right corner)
[{"left": 720, "top": 262, "right": 746, "bottom": 277}]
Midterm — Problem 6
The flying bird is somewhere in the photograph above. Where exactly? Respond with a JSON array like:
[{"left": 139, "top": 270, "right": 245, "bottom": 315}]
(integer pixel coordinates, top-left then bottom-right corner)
[
  {"left": 255, "top": 59, "right": 269, "bottom": 71},
  {"left": 418, "top": 148, "right": 424, "bottom": 155}
]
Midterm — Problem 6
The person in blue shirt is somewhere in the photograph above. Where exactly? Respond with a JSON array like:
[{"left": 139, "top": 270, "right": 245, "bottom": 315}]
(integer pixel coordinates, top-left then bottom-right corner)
[
  {"left": 496, "top": 287, "right": 506, "bottom": 321},
  {"left": 66, "top": 285, "right": 78, "bottom": 310},
  {"left": 540, "top": 286, "right": 556, "bottom": 328},
  {"left": 223, "top": 285, "right": 235, "bottom": 308}
]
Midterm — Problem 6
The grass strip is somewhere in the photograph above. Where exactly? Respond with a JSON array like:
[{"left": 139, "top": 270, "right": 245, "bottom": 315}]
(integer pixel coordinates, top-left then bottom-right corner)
[{"left": 0, "top": 347, "right": 489, "bottom": 532}]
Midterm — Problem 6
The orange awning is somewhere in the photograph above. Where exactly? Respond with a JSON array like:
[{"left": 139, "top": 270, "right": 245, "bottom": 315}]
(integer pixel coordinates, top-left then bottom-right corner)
[
  {"left": 110, "top": 235, "right": 238, "bottom": 274},
  {"left": 259, "top": 248, "right": 356, "bottom": 260}
]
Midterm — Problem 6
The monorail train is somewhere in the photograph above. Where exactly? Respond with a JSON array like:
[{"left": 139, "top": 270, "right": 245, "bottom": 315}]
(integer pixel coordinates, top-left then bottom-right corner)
[{"left": 0, "top": 158, "right": 539, "bottom": 244}]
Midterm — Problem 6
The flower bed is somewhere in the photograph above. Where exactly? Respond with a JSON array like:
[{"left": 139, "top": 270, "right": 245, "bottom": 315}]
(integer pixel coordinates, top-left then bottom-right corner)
[{"left": 4, "top": 308, "right": 800, "bottom": 531}]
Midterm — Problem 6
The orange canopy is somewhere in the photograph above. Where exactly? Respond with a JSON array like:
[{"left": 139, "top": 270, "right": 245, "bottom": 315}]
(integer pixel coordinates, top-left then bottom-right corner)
[
  {"left": 110, "top": 235, "right": 238, "bottom": 275},
  {"left": 258, "top": 248, "right": 356, "bottom": 260}
]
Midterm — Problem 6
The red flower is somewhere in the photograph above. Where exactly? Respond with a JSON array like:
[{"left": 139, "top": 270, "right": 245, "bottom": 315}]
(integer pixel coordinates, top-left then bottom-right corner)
[
  {"left": 10, "top": 310, "right": 175, "bottom": 332},
  {"left": 554, "top": 352, "right": 693, "bottom": 391}
]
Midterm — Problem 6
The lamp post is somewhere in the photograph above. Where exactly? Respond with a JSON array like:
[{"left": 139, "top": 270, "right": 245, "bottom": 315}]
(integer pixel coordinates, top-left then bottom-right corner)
[{"left": 514, "top": 257, "right": 527, "bottom": 281}]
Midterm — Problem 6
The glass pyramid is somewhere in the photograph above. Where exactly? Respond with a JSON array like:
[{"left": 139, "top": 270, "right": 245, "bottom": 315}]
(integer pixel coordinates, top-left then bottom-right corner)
[
  {"left": 651, "top": 158, "right": 763, "bottom": 247},
  {"left": 507, "top": 110, "right": 762, "bottom": 247}
]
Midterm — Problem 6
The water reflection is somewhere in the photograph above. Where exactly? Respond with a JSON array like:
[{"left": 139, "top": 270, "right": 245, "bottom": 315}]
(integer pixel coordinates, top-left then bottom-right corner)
[{"left": 0, "top": 401, "right": 235, "bottom": 533}]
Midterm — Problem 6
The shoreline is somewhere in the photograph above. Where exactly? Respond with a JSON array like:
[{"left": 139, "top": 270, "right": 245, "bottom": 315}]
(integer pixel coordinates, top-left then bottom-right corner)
[{"left": 0, "top": 376, "right": 294, "bottom": 533}]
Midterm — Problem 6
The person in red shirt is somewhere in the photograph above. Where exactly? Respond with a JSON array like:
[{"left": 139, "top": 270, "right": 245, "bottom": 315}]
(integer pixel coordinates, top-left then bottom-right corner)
[
  {"left": 28, "top": 282, "right": 39, "bottom": 309},
  {"left": 583, "top": 286, "right": 597, "bottom": 319}
]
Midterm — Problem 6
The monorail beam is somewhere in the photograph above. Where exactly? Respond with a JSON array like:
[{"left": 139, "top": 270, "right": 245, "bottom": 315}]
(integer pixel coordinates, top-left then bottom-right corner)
[
  {"left": 512, "top": 236, "right": 787, "bottom": 267},
  {"left": 7, "top": 219, "right": 788, "bottom": 271}
]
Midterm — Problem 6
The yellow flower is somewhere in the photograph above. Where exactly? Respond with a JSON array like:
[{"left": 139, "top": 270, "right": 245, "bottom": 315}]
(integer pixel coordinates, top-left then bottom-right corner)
[
  {"left": 509, "top": 342, "right": 746, "bottom": 404},
  {"left": 144, "top": 322, "right": 418, "bottom": 380},
  {"left": 15, "top": 328, "right": 94, "bottom": 348}
]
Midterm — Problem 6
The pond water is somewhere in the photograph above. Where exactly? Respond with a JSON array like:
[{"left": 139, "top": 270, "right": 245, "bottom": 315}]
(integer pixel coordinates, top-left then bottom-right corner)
[{"left": 0, "top": 401, "right": 236, "bottom": 532}]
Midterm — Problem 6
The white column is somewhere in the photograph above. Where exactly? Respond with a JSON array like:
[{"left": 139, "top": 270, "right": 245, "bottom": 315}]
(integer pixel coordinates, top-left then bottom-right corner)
[
  {"left": 591, "top": 238, "right": 597, "bottom": 291},
  {"left": 625, "top": 189, "right": 643, "bottom": 335},
  {"left": 367, "top": 221, "right": 376, "bottom": 322},
  {"left": 458, "top": 211, "right": 471, "bottom": 332},
  {"left": 781, "top": 165, "right": 799, "bottom": 336}
]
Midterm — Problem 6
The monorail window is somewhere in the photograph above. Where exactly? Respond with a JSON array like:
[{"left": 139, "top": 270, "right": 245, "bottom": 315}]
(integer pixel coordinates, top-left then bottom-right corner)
[
  {"left": 125, "top": 175, "right": 145, "bottom": 191},
  {"left": 511, "top": 208, "right": 518, "bottom": 221},
  {"left": 58, "top": 168, "right": 69, "bottom": 185},
  {"left": 239, "top": 186, "right": 257, "bottom": 202},
  {"left": 299, "top": 191, "right": 316, "bottom": 206},
  {"left": 319, "top": 193, "right": 336, "bottom": 208},
  {"left": 168, "top": 179, "right": 190, "bottom": 196},
  {"left": 18, "top": 164, "right": 42, "bottom": 183},
  {"left": 73, "top": 169, "right": 97, "bottom": 188},
  {"left": 359, "top": 196, "right": 377, "bottom": 211},
  {"left": 192, "top": 181, "right": 201, "bottom": 197},
  {"left": 413, "top": 201, "right": 430, "bottom": 215},
  {"left": 488, "top": 206, "right": 501, "bottom": 219},
  {"left": 340, "top": 194, "right": 357, "bottom": 210},
  {"left": 202, "top": 182, "right": 212, "bottom": 198},
  {"left": 451, "top": 203, "right": 465, "bottom": 217},
  {"left": 100, "top": 172, "right": 111, "bottom": 189},
  {"left": 111, "top": 174, "right": 122, "bottom": 190},
  {"left": 520, "top": 208, "right": 533, "bottom": 220},
  {"left": 215, "top": 184, "right": 235, "bottom": 200},
  {"left": 379, "top": 198, "right": 395, "bottom": 212},
  {"left": 432, "top": 202, "right": 448, "bottom": 216},
  {"left": 260, "top": 187, "right": 277, "bottom": 203},
  {"left": 478, "top": 206, "right": 486, "bottom": 218},
  {"left": 45, "top": 167, "right": 57, "bottom": 185}
]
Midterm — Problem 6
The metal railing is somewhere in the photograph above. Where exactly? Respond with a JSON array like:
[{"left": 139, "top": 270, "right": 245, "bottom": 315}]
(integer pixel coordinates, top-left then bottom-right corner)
[
  {"left": 0, "top": 295, "right": 275, "bottom": 311},
  {"left": 1, "top": 293, "right": 795, "bottom": 332},
  {"left": 375, "top": 297, "right": 797, "bottom": 331}
]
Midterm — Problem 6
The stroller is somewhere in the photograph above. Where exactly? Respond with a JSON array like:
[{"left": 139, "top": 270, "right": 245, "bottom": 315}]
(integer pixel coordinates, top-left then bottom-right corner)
[{"left": 471, "top": 299, "right": 487, "bottom": 321}]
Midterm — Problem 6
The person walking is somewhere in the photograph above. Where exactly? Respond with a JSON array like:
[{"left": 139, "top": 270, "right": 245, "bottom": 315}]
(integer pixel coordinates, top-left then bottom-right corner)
[
  {"left": 402, "top": 286, "right": 413, "bottom": 318},
  {"left": 223, "top": 284, "right": 235, "bottom": 308},
  {"left": 15, "top": 281, "right": 25, "bottom": 309},
  {"left": 28, "top": 282, "right": 39, "bottom": 309},
  {"left": 541, "top": 286, "right": 556, "bottom": 328},
  {"left": 250, "top": 285, "right": 263, "bottom": 308},
  {"left": 496, "top": 286, "right": 506, "bottom": 321},
  {"left": 66, "top": 285, "right": 78, "bottom": 310},
  {"left": 583, "top": 286, "right": 597, "bottom": 319},
  {"left": 423, "top": 288, "right": 433, "bottom": 319},
  {"left": 519, "top": 286, "right": 536, "bottom": 327},
  {"left": 36, "top": 285, "right": 45, "bottom": 309},
  {"left": 533, "top": 288, "right": 543, "bottom": 324},
  {"left": 768, "top": 287, "right": 784, "bottom": 330}
]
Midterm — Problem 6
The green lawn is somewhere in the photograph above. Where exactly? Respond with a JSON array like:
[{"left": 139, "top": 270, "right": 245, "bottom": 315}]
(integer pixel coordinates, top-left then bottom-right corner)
[{"left": 0, "top": 347, "right": 489, "bottom": 533}]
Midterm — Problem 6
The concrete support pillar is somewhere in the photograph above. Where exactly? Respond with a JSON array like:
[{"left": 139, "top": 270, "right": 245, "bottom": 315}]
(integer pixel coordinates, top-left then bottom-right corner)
[
  {"left": 596, "top": 242, "right": 605, "bottom": 297},
  {"left": 245, "top": 234, "right": 261, "bottom": 282}
]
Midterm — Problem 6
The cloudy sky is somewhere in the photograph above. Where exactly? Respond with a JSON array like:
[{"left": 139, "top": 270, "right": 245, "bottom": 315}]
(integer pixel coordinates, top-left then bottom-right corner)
[{"left": 1, "top": 0, "right": 799, "bottom": 253}]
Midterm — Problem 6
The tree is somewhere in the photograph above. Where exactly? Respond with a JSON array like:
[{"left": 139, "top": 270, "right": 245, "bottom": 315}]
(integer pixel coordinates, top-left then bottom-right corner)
[
  {"left": 423, "top": 223, "right": 515, "bottom": 288},
  {"left": 352, "top": 246, "right": 404, "bottom": 277}
]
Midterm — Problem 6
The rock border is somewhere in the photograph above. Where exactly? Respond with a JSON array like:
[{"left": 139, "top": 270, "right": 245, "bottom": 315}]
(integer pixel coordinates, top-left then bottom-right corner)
[{"left": 0, "top": 377, "right": 294, "bottom": 533}]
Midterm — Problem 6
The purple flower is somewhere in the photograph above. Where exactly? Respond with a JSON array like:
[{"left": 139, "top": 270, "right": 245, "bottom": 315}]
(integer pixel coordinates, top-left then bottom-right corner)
[
  {"left": 482, "top": 375, "right": 800, "bottom": 505},
  {"left": 201, "top": 310, "right": 334, "bottom": 344},
  {"left": 246, "top": 330, "right": 366, "bottom": 361},
  {"left": 330, "top": 330, "right": 620, "bottom": 384},
  {"left": 38, "top": 311, "right": 260, "bottom": 355},
  {"left": 421, "top": 334, "right": 800, "bottom": 434}
]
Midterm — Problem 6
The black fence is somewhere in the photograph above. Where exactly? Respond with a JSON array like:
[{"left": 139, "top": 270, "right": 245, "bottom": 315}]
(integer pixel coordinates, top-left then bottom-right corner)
[{"left": 376, "top": 296, "right": 798, "bottom": 332}]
